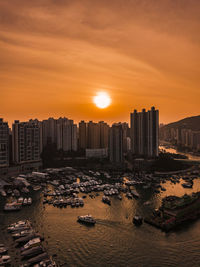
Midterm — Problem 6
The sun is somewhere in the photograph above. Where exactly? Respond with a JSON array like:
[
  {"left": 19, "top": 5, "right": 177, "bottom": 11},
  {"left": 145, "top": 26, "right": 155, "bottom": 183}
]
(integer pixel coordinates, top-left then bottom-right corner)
[{"left": 93, "top": 92, "right": 111, "bottom": 109}]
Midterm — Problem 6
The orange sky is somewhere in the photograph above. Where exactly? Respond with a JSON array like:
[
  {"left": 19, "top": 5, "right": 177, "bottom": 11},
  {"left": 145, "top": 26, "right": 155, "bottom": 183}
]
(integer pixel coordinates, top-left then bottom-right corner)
[{"left": 0, "top": 0, "right": 200, "bottom": 127}]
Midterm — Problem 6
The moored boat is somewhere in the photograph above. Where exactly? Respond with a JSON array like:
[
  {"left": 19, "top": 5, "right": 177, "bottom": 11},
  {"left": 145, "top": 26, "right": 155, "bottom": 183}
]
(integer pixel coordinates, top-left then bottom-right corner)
[
  {"left": 21, "top": 246, "right": 44, "bottom": 259},
  {"left": 21, "top": 237, "right": 41, "bottom": 251},
  {"left": 27, "top": 252, "right": 49, "bottom": 265},
  {"left": 23, "top": 198, "right": 28, "bottom": 205},
  {"left": 4, "top": 202, "right": 22, "bottom": 212},
  {"left": 27, "top": 197, "right": 32, "bottom": 205},
  {"left": 133, "top": 215, "right": 143, "bottom": 225},
  {"left": 0, "top": 255, "right": 11, "bottom": 265},
  {"left": 102, "top": 196, "right": 111, "bottom": 205},
  {"left": 131, "top": 190, "right": 140, "bottom": 198},
  {"left": 77, "top": 215, "right": 96, "bottom": 225},
  {"left": 0, "top": 246, "right": 7, "bottom": 255}
]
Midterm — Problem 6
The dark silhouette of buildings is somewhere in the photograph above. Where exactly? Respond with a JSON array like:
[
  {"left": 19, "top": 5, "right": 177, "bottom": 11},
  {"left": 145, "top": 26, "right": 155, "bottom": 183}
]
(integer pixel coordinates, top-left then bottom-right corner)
[{"left": 130, "top": 107, "right": 159, "bottom": 157}]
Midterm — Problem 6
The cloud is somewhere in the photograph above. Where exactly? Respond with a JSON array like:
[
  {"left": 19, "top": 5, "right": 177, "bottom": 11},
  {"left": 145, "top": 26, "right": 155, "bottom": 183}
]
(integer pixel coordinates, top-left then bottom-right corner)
[{"left": 0, "top": 0, "right": 200, "bottom": 124}]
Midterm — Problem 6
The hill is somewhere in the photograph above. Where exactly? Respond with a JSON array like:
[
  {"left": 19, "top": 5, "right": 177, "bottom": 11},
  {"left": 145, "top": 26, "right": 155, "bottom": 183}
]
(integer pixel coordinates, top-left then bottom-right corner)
[{"left": 162, "top": 115, "right": 200, "bottom": 131}]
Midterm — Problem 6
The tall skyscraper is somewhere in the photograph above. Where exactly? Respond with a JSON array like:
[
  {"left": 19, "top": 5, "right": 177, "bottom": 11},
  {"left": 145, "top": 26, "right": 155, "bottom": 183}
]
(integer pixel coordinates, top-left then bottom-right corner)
[
  {"left": 87, "top": 121, "right": 100, "bottom": 149},
  {"left": 79, "top": 120, "right": 87, "bottom": 149},
  {"left": 109, "top": 123, "right": 123, "bottom": 163},
  {"left": 130, "top": 107, "right": 159, "bottom": 157},
  {"left": 42, "top": 118, "right": 57, "bottom": 147},
  {"left": 0, "top": 118, "right": 9, "bottom": 167},
  {"left": 12, "top": 120, "right": 42, "bottom": 164},
  {"left": 99, "top": 121, "right": 109, "bottom": 148},
  {"left": 56, "top": 118, "right": 77, "bottom": 152},
  {"left": 121, "top": 122, "right": 130, "bottom": 153},
  {"left": 79, "top": 121, "right": 109, "bottom": 150}
]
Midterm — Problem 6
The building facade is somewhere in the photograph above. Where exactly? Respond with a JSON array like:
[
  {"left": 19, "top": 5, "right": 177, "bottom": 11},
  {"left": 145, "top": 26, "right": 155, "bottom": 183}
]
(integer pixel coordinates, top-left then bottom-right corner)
[
  {"left": 86, "top": 148, "right": 108, "bottom": 158},
  {"left": 12, "top": 120, "right": 42, "bottom": 164},
  {"left": 160, "top": 126, "right": 200, "bottom": 152},
  {"left": 79, "top": 121, "right": 109, "bottom": 151},
  {"left": 42, "top": 118, "right": 57, "bottom": 148},
  {"left": 109, "top": 123, "right": 123, "bottom": 163},
  {"left": 99, "top": 121, "right": 109, "bottom": 149},
  {"left": 0, "top": 118, "right": 9, "bottom": 167},
  {"left": 56, "top": 118, "right": 77, "bottom": 152},
  {"left": 130, "top": 106, "right": 159, "bottom": 157},
  {"left": 79, "top": 120, "right": 87, "bottom": 150}
]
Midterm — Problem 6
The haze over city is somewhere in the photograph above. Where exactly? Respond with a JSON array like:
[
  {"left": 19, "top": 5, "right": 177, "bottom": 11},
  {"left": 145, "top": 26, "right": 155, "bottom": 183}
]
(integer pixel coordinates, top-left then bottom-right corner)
[{"left": 1, "top": 0, "right": 200, "bottom": 126}]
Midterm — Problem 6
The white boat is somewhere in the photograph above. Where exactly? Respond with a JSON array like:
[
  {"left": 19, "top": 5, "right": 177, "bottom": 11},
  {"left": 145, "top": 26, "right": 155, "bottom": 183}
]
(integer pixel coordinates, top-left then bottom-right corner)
[
  {"left": 33, "top": 186, "right": 42, "bottom": 191},
  {"left": 23, "top": 237, "right": 41, "bottom": 250},
  {"left": 0, "top": 246, "right": 7, "bottom": 255},
  {"left": 23, "top": 198, "right": 28, "bottom": 205},
  {"left": 133, "top": 215, "right": 143, "bottom": 225},
  {"left": 4, "top": 202, "right": 22, "bottom": 211},
  {"left": 27, "top": 197, "right": 32, "bottom": 205},
  {"left": 0, "top": 255, "right": 11, "bottom": 264},
  {"left": 12, "top": 229, "right": 33, "bottom": 239},
  {"left": 8, "top": 220, "right": 28, "bottom": 228},
  {"left": 0, "top": 189, "right": 7, "bottom": 197},
  {"left": 18, "top": 197, "right": 24, "bottom": 204},
  {"left": 77, "top": 215, "right": 96, "bottom": 225}
]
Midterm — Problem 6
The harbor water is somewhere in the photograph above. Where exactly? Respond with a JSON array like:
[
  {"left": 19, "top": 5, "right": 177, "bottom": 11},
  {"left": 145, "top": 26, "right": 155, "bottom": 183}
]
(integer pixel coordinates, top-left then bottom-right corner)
[{"left": 1, "top": 177, "right": 200, "bottom": 267}]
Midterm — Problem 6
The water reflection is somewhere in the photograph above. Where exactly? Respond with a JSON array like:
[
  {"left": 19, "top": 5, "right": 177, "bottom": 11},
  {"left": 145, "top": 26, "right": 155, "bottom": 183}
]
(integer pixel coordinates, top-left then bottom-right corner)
[
  {"left": 1, "top": 178, "right": 200, "bottom": 266},
  {"left": 160, "top": 145, "right": 200, "bottom": 161}
]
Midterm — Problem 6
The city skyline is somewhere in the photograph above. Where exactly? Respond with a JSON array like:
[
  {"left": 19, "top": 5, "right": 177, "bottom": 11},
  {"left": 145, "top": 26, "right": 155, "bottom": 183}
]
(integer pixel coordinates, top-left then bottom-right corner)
[
  {"left": 1, "top": 111, "right": 199, "bottom": 130},
  {"left": 0, "top": 106, "right": 159, "bottom": 170},
  {"left": 1, "top": 1, "right": 200, "bottom": 125}
]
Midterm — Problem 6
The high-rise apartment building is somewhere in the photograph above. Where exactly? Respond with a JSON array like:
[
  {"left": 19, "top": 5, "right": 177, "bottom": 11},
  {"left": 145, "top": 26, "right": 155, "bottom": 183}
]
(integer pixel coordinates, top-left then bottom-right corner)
[
  {"left": 130, "top": 107, "right": 159, "bottom": 157},
  {"left": 12, "top": 120, "right": 42, "bottom": 164},
  {"left": 121, "top": 122, "right": 130, "bottom": 153},
  {"left": 79, "top": 120, "right": 87, "bottom": 149},
  {"left": 191, "top": 131, "right": 200, "bottom": 151},
  {"left": 79, "top": 121, "right": 109, "bottom": 150},
  {"left": 42, "top": 118, "right": 57, "bottom": 147},
  {"left": 87, "top": 121, "right": 100, "bottom": 149},
  {"left": 99, "top": 121, "right": 109, "bottom": 148},
  {"left": 109, "top": 123, "right": 123, "bottom": 163},
  {"left": 0, "top": 118, "right": 9, "bottom": 167},
  {"left": 56, "top": 118, "right": 77, "bottom": 151}
]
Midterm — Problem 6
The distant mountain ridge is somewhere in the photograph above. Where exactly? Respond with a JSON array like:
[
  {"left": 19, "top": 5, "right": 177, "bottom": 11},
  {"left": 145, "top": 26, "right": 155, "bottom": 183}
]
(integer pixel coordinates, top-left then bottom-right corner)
[{"left": 163, "top": 115, "right": 200, "bottom": 131}]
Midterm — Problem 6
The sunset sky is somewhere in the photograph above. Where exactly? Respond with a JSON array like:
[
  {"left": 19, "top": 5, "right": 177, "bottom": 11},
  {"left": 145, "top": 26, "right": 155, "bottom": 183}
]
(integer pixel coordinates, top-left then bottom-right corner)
[{"left": 0, "top": 0, "right": 200, "bottom": 126}]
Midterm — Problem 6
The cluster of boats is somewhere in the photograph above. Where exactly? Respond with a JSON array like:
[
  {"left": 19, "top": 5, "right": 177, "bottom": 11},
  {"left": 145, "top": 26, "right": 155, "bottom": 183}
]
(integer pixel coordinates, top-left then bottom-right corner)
[
  {"left": 0, "top": 188, "right": 29, "bottom": 198},
  {"left": 181, "top": 176, "right": 194, "bottom": 188},
  {"left": 43, "top": 195, "right": 84, "bottom": 208},
  {"left": 6, "top": 220, "right": 57, "bottom": 266},
  {"left": 41, "top": 173, "right": 144, "bottom": 209},
  {"left": 45, "top": 179, "right": 125, "bottom": 197},
  {"left": 4, "top": 197, "right": 32, "bottom": 211}
]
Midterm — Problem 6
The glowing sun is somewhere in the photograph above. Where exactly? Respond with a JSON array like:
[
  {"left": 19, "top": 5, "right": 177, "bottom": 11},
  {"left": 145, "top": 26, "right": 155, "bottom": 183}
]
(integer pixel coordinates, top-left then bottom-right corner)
[{"left": 93, "top": 92, "right": 111, "bottom": 109}]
